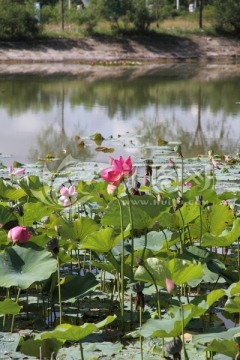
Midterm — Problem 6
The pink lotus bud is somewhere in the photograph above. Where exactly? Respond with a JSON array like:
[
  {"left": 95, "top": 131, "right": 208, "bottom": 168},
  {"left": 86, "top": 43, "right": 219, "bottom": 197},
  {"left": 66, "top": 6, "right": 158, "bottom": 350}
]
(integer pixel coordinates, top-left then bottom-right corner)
[
  {"left": 144, "top": 177, "right": 150, "bottom": 186},
  {"left": 8, "top": 226, "right": 32, "bottom": 244},
  {"left": 168, "top": 159, "right": 176, "bottom": 168},
  {"left": 184, "top": 182, "right": 192, "bottom": 188},
  {"left": 165, "top": 278, "right": 178, "bottom": 296}
]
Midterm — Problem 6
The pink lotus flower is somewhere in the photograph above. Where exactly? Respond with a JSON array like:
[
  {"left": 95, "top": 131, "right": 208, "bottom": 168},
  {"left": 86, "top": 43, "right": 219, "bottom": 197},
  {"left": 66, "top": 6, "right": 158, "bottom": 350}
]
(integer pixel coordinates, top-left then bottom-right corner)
[
  {"left": 8, "top": 164, "right": 25, "bottom": 176},
  {"left": 184, "top": 182, "right": 192, "bottom": 188},
  {"left": 8, "top": 226, "right": 32, "bottom": 244},
  {"left": 165, "top": 278, "right": 178, "bottom": 296},
  {"left": 168, "top": 159, "right": 176, "bottom": 169},
  {"left": 211, "top": 157, "right": 221, "bottom": 170},
  {"left": 101, "top": 156, "right": 134, "bottom": 186},
  {"left": 59, "top": 185, "right": 78, "bottom": 207}
]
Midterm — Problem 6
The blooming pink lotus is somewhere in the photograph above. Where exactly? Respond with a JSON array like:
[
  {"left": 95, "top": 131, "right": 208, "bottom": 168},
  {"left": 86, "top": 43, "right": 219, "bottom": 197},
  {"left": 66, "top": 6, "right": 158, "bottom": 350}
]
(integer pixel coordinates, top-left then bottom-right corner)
[
  {"left": 8, "top": 164, "right": 25, "bottom": 176},
  {"left": 101, "top": 156, "right": 134, "bottom": 186},
  {"left": 59, "top": 185, "right": 78, "bottom": 207},
  {"left": 8, "top": 226, "right": 32, "bottom": 244}
]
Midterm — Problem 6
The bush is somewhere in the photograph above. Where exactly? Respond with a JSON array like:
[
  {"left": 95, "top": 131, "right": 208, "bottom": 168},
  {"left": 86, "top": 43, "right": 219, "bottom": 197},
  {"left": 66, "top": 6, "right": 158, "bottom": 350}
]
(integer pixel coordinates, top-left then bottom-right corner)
[
  {"left": 40, "top": 4, "right": 59, "bottom": 24},
  {"left": 214, "top": 0, "right": 240, "bottom": 34},
  {"left": 0, "top": 1, "right": 40, "bottom": 40}
]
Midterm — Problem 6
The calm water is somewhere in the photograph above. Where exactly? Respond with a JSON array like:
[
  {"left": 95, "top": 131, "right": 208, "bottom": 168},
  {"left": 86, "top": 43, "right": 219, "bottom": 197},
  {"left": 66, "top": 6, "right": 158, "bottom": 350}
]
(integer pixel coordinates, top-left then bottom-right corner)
[{"left": 1, "top": 62, "right": 240, "bottom": 167}]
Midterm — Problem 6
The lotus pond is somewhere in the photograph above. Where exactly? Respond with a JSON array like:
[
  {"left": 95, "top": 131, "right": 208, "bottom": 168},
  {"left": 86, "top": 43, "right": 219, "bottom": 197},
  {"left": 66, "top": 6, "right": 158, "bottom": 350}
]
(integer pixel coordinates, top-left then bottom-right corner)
[
  {"left": 1, "top": 51, "right": 240, "bottom": 360},
  {"left": 0, "top": 130, "right": 240, "bottom": 360}
]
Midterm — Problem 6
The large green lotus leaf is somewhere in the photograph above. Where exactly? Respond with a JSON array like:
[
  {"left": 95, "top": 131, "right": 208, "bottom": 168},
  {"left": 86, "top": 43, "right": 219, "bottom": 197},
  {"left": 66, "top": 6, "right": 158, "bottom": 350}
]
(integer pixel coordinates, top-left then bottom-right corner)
[
  {"left": 226, "top": 281, "right": 240, "bottom": 297},
  {"left": 201, "top": 219, "right": 240, "bottom": 247},
  {"left": 128, "top": 290, "right": 225, "bottom": 338},
  {"left": 106, "top": 252, "right": 134, "bottom": 279},
  {"left": 53, "top": 272, "right": 99, "bottom": 303},
  {"left": 131, "top": 304, "right": 201, "bottom": 338},
  {"left": 184, "top": 186, "right": 219, "bottom": 203},
  {"left": 193, "top": 326, "right": 240, "bottom": 346},
  {"left": 156, "top": 203, "right": 199, "bottom": 230},
  {"left": 21, "top": 338, "right": 63, "bottom": 359},
  {"left": 174, "top": 202, "right": 200, "bottom": 227},
  {"left": 0, "top": 298, "right": 21, "bottom": 315},
  {"left": 224, "top": 296, "right": 240, "bottom": 313},
  {"left": 125, "top": 195, "right": 170, "bottom": 219},
  {"left": 38, "top": 315, "right": 116, "bottom": 341},
  {"left": 0, "top": 178, "right": 26, "bottom": 201},
  {"left": 190, "top": 204, "right": 234, "bottom": 238},
  {"left": 0, "top": 243, "right": 57, "bottom": 289},
  {"left": 59, "top": 217, "right": 99, "bottom": 242},
  {"left": 22, "top": 202, "right": 62, "bottom": 226},
  {"left": 19, "top": 175, "right": 54, "bottom": 204},
  {"left": 143, "top": 231, "right": 168, "bottom": 251},
  {"left": 101, "top": 198, "right": 152, "bottom": 230},
  {"left": 205, "top": 339, "right": 236, "bottom": 358},
  {"left": 81, "top": 227, "right": 121, "bottom": 253},
  {"left": 0, "top": 230, "right": 11, "bottom": 247},
  {"left": 0, "top": 204, "right": 17, "bottom": 226},
  {"left": 134, "top": 258, "right": 204, "bottom": 286}
]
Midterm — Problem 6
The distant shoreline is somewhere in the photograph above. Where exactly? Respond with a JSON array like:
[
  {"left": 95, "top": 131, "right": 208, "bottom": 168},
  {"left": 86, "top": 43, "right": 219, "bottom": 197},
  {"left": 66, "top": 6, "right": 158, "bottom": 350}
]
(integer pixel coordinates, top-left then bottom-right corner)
[{"left": 0, "top": 35, "right": 240, "bottom": 64}]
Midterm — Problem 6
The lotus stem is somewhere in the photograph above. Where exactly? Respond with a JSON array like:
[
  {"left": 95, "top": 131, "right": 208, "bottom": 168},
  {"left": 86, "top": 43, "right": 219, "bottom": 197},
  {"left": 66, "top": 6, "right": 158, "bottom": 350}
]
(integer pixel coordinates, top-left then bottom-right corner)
[
  {"left": 11, "top": 287, "right": 21, "bottom": 333},
  {"left": 116, "top": 196, "right": 125, "bottom": 325},
  {"left": 139, "top": 305, "right": 143, "bottom": 360},
  {"left": 79, "top": 341, "right": 84, "bottom": 360},
  {"left": 178, "top": 294, "right": 188, "bottom": 360},
  {"left": 142, "top": 263, "right": 165, "bottom": 356},
  {"left": 181, "top": 156, "right": 184, "bottom": 195},
  {"left": 125, "top": 184, "right": 134, "bottom": 273},
  {"left": 57, "top": 255, "right": 62, "bottom": 324}
]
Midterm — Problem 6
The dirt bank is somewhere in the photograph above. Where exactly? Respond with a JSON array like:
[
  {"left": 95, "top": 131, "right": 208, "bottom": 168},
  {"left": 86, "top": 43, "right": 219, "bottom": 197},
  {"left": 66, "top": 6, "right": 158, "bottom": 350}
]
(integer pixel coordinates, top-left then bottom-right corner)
[
  {"left": 0, "top": 34, "right": 240, "bottom": 63},
  {"left": 0, "top": 35, "right": 240, "bottom": 80}
]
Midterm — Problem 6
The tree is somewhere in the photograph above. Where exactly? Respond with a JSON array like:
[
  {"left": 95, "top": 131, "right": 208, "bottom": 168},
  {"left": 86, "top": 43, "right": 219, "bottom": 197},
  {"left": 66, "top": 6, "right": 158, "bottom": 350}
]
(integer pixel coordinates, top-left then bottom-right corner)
[
  {"left": 0, "top": 0, "right": 40, "bottom": 39},
  {"left": 214, "top": 0, "right": 240, "bottom": 34}
]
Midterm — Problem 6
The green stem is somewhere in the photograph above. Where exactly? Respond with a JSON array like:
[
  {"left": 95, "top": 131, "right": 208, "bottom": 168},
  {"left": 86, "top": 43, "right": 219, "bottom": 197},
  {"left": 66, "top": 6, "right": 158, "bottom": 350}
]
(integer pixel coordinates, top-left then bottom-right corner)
[
  {"left": 238, "top": 238, "right": 240, "bottom": 282},
  {"left": 79, "top": 341, "right": 84, "bottom": 360},
  {"left": 161, "top": 228, "right": 168, "bottom": 250},
  {"left": 11, "top": 288, "right": 21, "bottom": 332},
  {"left": 142, "top": 229, "right": 147, "bottom": 260},
  {"left": 142, "top": 264, "right": 164, "bottom": 356},
  {"left": 139, "top": 305, "right": 143, "bottom": 360},
  {"left": 178, "top": 208, "right": 185, "bottom": 252},
  {"left": 178, "top": 295, "right": 188, "bottom": 360},
  {"left": 125, "top": 185, "right": 134, "bottom": 273},
  {"left": 212, "top": 163, "right": 215, "bottom": 192},
  {"left": 57, "top": 255, "right": 62, "bottom": 324},
  {"left": 116, "top": 196, "right": 125, "bottom": 324},
  {"left": 199, "top": 205, "right": 203, "bottom": 246},
  {"left": 181, "top": 156, "right": 184, "bottom": 195}
]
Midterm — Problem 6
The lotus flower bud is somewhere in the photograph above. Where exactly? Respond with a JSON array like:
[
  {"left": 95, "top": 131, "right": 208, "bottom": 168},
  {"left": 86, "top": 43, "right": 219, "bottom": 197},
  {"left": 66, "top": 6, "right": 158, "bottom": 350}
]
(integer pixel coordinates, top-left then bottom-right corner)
[{"left": 165, "top": 278, "right": 178, "bottom": 296}]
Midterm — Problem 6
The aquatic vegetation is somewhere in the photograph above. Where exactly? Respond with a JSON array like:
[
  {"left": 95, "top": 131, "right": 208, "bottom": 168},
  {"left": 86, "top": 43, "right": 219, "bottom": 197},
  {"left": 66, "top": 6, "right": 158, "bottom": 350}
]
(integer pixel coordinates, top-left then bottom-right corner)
[{"left": 0, "top": 143, "right": 240, "bottom": 359}]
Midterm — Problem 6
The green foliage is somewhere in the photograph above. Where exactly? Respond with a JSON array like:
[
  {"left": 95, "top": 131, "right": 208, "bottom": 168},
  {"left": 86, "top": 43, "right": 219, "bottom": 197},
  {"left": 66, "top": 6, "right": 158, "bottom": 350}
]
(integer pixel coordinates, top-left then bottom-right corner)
[
  {"left": 0, "top": 0, "right": 40, "bottom": 40},
  {"left": 214, "top": 0, "right": 240, "bottom": 34}
]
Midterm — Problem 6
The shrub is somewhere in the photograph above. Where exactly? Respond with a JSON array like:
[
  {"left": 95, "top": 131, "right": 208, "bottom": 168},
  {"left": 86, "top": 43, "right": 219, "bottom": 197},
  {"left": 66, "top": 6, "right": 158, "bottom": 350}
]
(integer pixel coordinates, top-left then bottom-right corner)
[
  {"left": 214, "top": 0, "right": 240, "bottom": 34},
  {"left": 0, "top": 1, "right": 40, "bottom": 40}
]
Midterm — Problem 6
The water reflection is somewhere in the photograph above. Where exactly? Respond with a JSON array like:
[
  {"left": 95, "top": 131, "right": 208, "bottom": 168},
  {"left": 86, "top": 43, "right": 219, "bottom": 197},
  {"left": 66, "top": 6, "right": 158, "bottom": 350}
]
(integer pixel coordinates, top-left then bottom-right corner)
[{"left": 0, "top": 63, "right": 240, "bottom": 166}]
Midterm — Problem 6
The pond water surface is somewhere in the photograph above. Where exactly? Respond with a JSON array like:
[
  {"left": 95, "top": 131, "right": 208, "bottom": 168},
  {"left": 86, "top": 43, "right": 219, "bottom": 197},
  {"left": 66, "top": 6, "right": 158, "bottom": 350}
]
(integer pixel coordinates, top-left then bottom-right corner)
[{"left": 1, "top": 61, "right": 240, "bottom": 167}]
